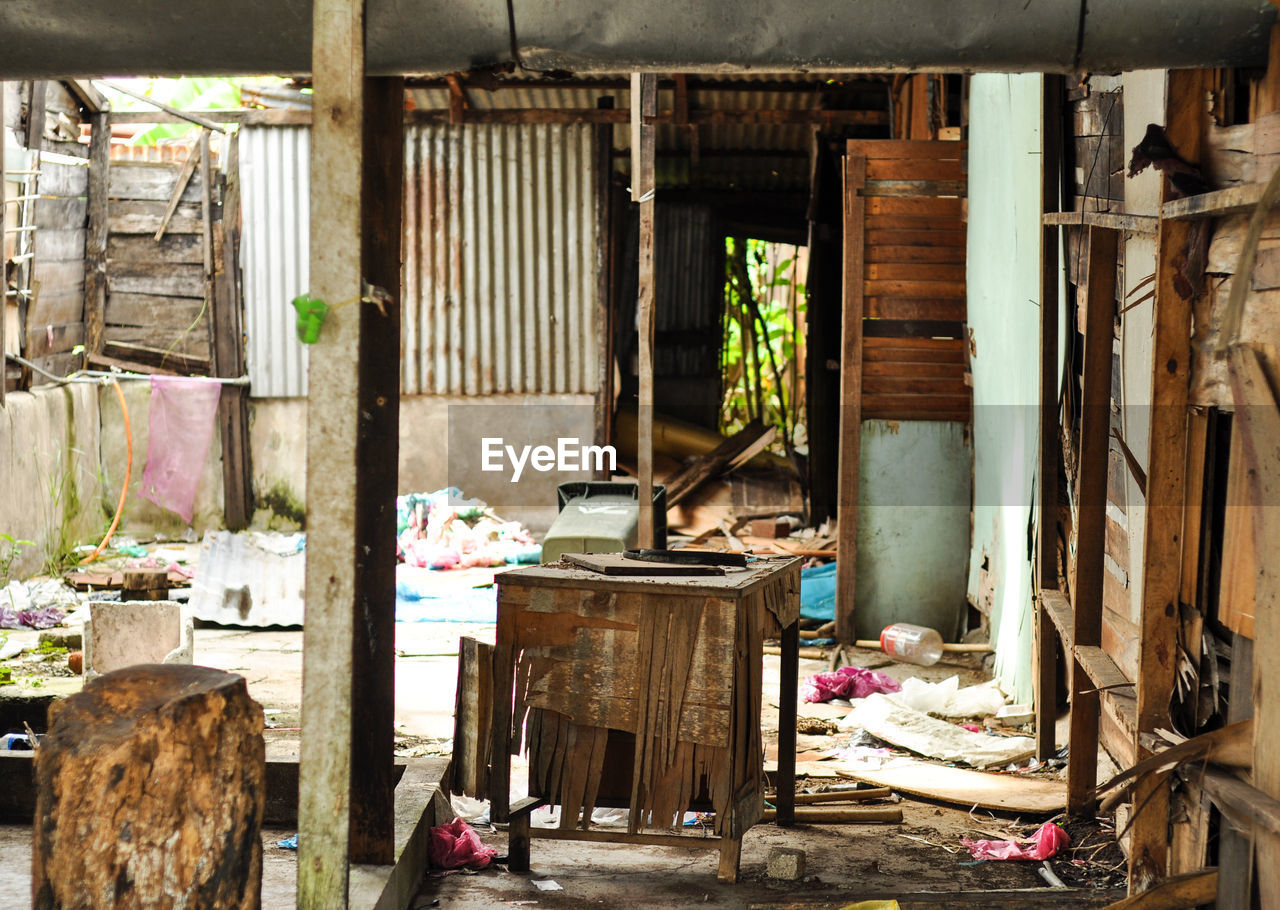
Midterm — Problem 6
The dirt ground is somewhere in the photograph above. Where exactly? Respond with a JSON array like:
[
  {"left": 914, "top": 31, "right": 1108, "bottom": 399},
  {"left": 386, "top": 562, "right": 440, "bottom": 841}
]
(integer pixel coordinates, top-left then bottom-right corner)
[{"left": 0, "top": 561, "right": 1126, "bottom": 908}]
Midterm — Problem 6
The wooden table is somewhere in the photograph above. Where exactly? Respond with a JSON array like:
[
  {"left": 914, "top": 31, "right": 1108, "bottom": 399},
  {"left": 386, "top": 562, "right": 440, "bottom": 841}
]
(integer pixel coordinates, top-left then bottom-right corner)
[{"left": 489, "top": 555, "right": 801, "bottom": 882}]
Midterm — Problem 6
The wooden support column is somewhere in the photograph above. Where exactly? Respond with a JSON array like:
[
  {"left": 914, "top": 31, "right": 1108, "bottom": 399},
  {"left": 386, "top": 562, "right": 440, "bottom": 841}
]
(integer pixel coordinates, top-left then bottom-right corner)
[
  {"left": 632, "top": 73, "right": 657, "bottom": 547},
  {"left": 593, "top": 95, "right": 615, "bottom": 475},
  {"left": 835, "top": 150, "right": 866, "bottom": 643},
  {"left": 1036, "top": 74, "right": 1064, "bottom": 763},
  {"left": 84, "top": 110, "right": 110, "bottom": 361},
  {"left": 211, "top": 133, "right": 253, "bottom": 530},
  {"left": 1066, "top": 226, "right": 1117, "bottom": 813},
  {"left": 1129, "top": 67, "right": 1204, "bottom": 894},
  {"left": 299, "top": 0, "right": 402, "bottom": 900}
]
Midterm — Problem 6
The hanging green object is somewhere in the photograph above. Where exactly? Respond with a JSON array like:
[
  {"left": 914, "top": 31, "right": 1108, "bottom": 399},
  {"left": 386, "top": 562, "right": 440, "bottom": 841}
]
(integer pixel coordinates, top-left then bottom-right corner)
[{"left": 291, "top": 294, "right": 329, "bottom": 344}]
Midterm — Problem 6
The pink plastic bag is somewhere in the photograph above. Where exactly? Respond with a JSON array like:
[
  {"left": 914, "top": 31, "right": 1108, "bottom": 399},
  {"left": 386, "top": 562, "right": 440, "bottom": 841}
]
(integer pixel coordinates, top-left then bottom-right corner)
[
  {"left": 429, "top": 817, "right": 498, "bottom": 870},
  {"left": 139, "top": 376, "right": 222, "bottom": 523},
  {"left": 803, "top": 666, "right": 902, "bottom": 703},
  {"left": 962, "top": 821, "right": 1069, "bottom": 861}
]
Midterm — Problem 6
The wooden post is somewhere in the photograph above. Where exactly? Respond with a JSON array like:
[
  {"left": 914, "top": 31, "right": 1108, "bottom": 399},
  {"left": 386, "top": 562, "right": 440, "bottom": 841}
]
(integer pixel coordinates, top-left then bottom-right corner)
[
  {"left": 632, "top": 73, "right": 657, "bottom": 547},
  {"left": 775, "top": 620, "right": 799, "bottom": 826},
  {"left": 211, "top": 132, "right": 253, "bottom": 530},
  {"left": 32, "top": 665, "right": 265, "bottom": 908},
  {"left": 348, "top": 74, "right": 403, "bottom": 866},
  {"left": 1129, "top": 67, "right": 1204, "bottom": 893},
  {"left": 594, "top": 96, "right": 615, "bottom": 477},
  {"left": 1217, "top": 633, "right": 1255, "bottom": 907},
  {"left": 299, "top": 0, "right": 370, "bottom": 901},
  {"left": 84, "top": 110, "right": 110, "bottom": 362},
  {"left": 1035, "top": 74, "right": 1063, "bottom": 762},
  {"left": 835, "top": 149, "right": 866, "bottom": 643},
  {"left": 1066, "top": 226, "right": 1117, "bottom": 813}
]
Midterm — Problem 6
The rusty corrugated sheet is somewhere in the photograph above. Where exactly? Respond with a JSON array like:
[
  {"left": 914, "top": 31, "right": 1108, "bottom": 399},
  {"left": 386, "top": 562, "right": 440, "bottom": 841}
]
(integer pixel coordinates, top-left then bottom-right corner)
[
  {"left": 239, "top": 122, "right": 600, "bottom": 399},
  {"left": 402, "top": 123, "right": 599, "bottom": 395},
  {"left": 240, "top": 125, "right": 310, "bottom": 398}
]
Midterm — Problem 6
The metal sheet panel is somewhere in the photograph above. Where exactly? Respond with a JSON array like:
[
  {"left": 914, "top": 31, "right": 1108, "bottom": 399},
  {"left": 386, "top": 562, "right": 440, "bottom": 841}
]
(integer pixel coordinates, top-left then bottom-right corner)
[
  {"left": 240, "top": 122, "right": 599, "bottom": 398},
  {"left": 402, "top": 123, "right": 599, "bottom": 396},
  {"left": 240, "top": 125, "right": 311, "bottom": 398}
]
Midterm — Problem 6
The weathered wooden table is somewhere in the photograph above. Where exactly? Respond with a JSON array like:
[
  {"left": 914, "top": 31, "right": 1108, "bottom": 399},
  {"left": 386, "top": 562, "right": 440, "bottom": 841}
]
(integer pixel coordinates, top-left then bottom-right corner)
[{"left": 489, "top": 555, "right": 801, "bottom": 882}]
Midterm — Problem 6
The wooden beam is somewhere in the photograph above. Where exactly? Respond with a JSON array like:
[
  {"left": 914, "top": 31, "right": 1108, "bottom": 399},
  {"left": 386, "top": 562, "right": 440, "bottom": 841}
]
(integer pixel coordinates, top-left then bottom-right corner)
[
  {"left": 633, "top": 73, "right": 657, "bottom": 548},
  {"left": 1161, "top": 182, "right": 1265, "bottom": 220},
  {"left": 1036, "top": 73, "right": 1064, "bottom": 763},
  {"left": 835, "top": 150, "right": 867, "bottom": 644},
  {"left": 1067, "top": 225, "right": 1118, "bottom": 814},
  {"left": 153, "top": 139, "right": 202, "bottom": 242},
  {"left": 1100, "top": 870, "right": 1217, "bottom": 910},
  {"left": 25, "top": 81, "right": 46, "bottom": 150},
  {"left": 593, "top": 96, "right": 614, "bottom": 479},
  {"left": 1129, "top": 67, "right": 1205, "bottom": 895},
  {"left": 97, "top": 81, "right": 227, "bottom": 133},
  {"left": 210, "top": 132, "right": 252, "bottom": 530},
  {"left": 1041, "top": 211, "right": 1158, "bottom": 235},
  {"left": 106, "top": 108, "right": 313, "bottom": 127},
  {"left": 1228, "top": 345, "right": 1280, "bottom": 908},
  {"left": 1216, "top": 634, "right": 1254, "bottom": 908},
  {"left": 84, "top": 111, "right": 110, "bottom": 360},
  {"left": 298, "top": 0, "right": 365, "bottom": 901}
]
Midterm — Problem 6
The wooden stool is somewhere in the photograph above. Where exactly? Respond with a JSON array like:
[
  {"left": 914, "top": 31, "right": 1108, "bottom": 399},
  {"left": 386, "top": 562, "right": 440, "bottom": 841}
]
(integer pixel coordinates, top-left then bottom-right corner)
[{"left": 32, "top": 664, "right": 265, "bottom": 909}]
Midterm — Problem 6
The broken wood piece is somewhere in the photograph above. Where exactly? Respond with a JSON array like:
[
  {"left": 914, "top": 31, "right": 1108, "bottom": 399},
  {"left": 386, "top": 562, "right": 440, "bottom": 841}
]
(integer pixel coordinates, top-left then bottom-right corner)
[
  {"left": 450, "top": 636, "right": 493, "bottom": 799},
  {"left": 1099, "top": 869, "right": 1217, "bottom": 910},
  {"left": 784, "top": 787, "right": 893, "bottom": 805},
  {"left": 661, "top": 421, "right": 772, "bottom": 506},
  {"left": 121, "top": 567, "right": 170, "bottom": 601},
  {"left": 834, "top": 757, "right": 1067, "bottom": 814},
  {"left": 153, "top": 137, "right": 203, "bottom": 241},
  {"left": 32, "top": 665, "right": 264, "bottom": 906},
  {"left": 561, "top": 552, "right": 725, "bottom": 576},
  {"left": 750, "top": 517, "right": 791, "bottom": 539},
  {"left": 854, "top": 638, "right": 992, "bottom": 654},
  {"left": 761, "top": 806, "right": 902, "bottom": 824},
  {"left": 764, "top": 644, "right": 830, "bottom": 660}
]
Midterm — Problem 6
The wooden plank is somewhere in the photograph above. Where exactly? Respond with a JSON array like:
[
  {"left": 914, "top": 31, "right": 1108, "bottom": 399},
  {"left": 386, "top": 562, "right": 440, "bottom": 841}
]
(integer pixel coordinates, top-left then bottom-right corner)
[
  {"left": 36, "top": 161, "right": 89, "bottom": 198},
  {"left": 153, "top": 138, "right": 202, "bottom": 240},
  {"left": 210, "top": 131, "right": 252, "bottom": 531},
  {"left": 836, "top": 150, "right": 866, "bottom": 644},
  {"left": 1075, "top": 645, "right": 1135, "bottom": 695},
  {"left": 861, "top": 319, "right": 965, "bottom": 339},
  {"left": 106, "top": 263, "right": 206, "bottom": 298},
  {"left": 1099, "top": 870, "right": 1217, "bottom": 910},
  {"left": 1216, "top": 634, "right": 1255, "bottom": 908},
  {"left": 1129, "top": 68, "right": 1205, "bottom": 895},
  {"left": 104, "top": 325, "right": 210, "bottom": 359},
  {"left": 1068, "top": 226, "right": 1118, "bottom": 814},
  {"left": 34, "top": 228, "right": 86, "bottom": 262},
  {"left": 836, "top": 757, "right": 1066, "bottom": 814},
  {"left": 865, "top": 215, "right": 966, "bottom": 234},
  {"left": 27, "top": 284, "right": 85, "bottom": 327},
  {"left": 452, "top": 637, "right": 493, "bottom": 798},
  {"left": 863, "top": 179, "right": 966, "bottom": 198},
  {"left": 864, "top": 298, "right": 965, "bottom": 322},
  {"left": 85, "top": 111, "right": 109, "bottom": 357},
  {"left": 864, "top": 157, "right": 965, "bottom": 181},
  {"left": 24, "top": 323, "right": 84, "bottom": 358},
  {"left": 865, "top": 227, "right": 967, "bottom": 248},
  {"left": 1042, "top": 590, "right": 1074, "bottom": 652},
  {"left": 866, "top": 244, "right": 965, "bottom": 264},
  {"left": 633, "top": 73, "right": 657, "bottom": 549},
  {"left": 106, "top": 232, "right": 205, "bottom": 265},
  {"left": 105, "top": 293, "right": 207, "bottom": 332},
  {"left": 864, "top": 263, "right": 964, "bottom": 282},
  {"left": 107, "top": 162, "right": 204, "bottom": 203},
  {"left": 34, "top": 197, "right": 87, "bottom": 229},
  {"left": 1161, "top": 182, "right": 1264, "bottom": 220},
  {"left": 107, "top": 200, "right": 203, "bottom": 235},
  {"left": 861, "top": 394, "right": 969, "bottom": 417},
  {"left": 862, "top": 360, "right": 965, "bottom": 378},
  {"left": 862, "top": 376, "right": 967, "bottom": 396},
  {"left": 863, "top": 279, "right": 965, "bottom": 298},
  {"left": 1041, "top": 211, "right": 1158, "bottom": 234},
  {"left": 1218, "top": 428, "right": 1258, "bottom": 638},
  {"left": 846, "top": 139, "right": 966, "bottom": 160},
  {"left": 100, "top": 340, "right": 209, "bottom": 375},
  {"left": 865, "top": 196, "right": 964, "bottom": 218},
  {"left": 297, "top": 0, "right": 366, "bottom": 898}
]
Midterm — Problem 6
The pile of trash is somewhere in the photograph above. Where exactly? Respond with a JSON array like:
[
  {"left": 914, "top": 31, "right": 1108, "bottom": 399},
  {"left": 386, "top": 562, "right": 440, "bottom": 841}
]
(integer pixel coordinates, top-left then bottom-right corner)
[
  {"left": 1, "top": 579, "right": 82, "bottom": 630},
  {"left": 396, "top": 489, "right": 540, "bottom": 570}
]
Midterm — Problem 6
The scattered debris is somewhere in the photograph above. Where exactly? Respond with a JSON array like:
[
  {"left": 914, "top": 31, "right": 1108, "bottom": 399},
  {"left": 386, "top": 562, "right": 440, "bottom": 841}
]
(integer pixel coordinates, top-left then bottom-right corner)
[
  {"left": 531, "top": 880, "right": 563, "bottom": 892},
  {"left": 891, "top": 676, "right": 1007, "bottom": 719},
  {"left": 397, "top": 489, "right": 540, "bottom": 570},
  {"left": 429, "top": 817, "right": 499, "bottom": 870},
  {"left": 803, "top": 666, "right": 901, "bottom": 704},
  {"left": 961, "top": 821, "right": 1069, "bottom": 861},
  {"left": 838, "top": 693, "right": 1036, "bottom": 769},
  {"left": 833, "top": 758, "right": 1067, "bottom": 814}
]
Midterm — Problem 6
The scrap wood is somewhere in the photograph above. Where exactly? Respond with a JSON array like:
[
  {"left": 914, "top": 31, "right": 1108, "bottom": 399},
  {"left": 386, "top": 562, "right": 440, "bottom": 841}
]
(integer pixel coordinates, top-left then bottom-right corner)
[
  {"left": 834, "top": 758, "right": 1067, "bottom": 814},
  {"left": 65, "top": 570, "right": 191, "bottom": 591},
  {"left": 1099, "top": 869, "right": 1217, "bottom": 910},
  {"left": 1090, "top": 719, "right": 1252, "bottom": 813},
  {"left": 787, "top": 787, "right": 894, "bottom": 804},
  {"left": 854, "top": 638, "right": 993, "bottom": 654},
  {"left": 661, "top": 420, "right": 774, "bottom": 506},
  {"left": 761, "top": 806, "right": 902, "bottom": 824}
]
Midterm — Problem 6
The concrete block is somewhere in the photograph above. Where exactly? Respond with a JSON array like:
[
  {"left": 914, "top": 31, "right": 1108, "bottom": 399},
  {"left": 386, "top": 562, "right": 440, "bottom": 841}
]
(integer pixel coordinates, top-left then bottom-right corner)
[
  {"left": 766, "top": 847, "right": 806, "bottom": 881},
  {"left": 83, "top": 601, "right": 194, "bottom": 678},
  {"left": 38, "top": 630, "right": 82, "bottom": 651}
]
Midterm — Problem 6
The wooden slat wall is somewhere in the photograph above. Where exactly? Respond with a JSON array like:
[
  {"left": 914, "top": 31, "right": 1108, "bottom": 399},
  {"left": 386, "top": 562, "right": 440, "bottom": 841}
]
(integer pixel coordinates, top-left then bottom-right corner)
[
  {"left": 848, "top": 140, "right": 969, "bottom": 422},
  {"left": 26, "top": 158, "right": 88, "bottom": 379},
  {"left": 103, "top": 160, "right": 213, "bottom": 372}
]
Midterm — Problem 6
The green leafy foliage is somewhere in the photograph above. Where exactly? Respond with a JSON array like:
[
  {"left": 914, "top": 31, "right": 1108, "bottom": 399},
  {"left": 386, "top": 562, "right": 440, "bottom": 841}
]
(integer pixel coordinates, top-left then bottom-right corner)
[{"left": 720, "top": 238, "right": 808, "bottom": 458}]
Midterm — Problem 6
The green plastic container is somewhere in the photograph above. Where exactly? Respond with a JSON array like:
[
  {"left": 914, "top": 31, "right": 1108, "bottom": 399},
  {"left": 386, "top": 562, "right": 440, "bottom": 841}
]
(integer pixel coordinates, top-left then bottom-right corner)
[{"left": 541, "top": 482, "right": 667, "bottom": 564}]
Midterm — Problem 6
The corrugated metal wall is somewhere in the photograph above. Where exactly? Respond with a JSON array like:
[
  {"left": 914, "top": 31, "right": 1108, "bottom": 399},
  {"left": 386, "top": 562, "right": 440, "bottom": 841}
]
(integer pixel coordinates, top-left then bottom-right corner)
[
  {"left": 239, "top": 123, "right": 600, "bottom": 399},
  {"left": 241, "top": 126, "right": 311, "bottom": 398}
]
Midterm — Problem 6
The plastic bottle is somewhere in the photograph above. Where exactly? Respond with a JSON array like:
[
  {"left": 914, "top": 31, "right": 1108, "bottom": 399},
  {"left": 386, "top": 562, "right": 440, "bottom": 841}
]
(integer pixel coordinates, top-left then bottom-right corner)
[{"left": 879, "top": 623, "right": 944, "bottom": 666}]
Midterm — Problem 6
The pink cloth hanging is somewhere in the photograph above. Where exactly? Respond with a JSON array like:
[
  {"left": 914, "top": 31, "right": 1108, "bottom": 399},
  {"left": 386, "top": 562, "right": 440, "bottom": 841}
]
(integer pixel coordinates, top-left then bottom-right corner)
[{"left": 139, "top": 376, "right": 222, "bottom": 524}]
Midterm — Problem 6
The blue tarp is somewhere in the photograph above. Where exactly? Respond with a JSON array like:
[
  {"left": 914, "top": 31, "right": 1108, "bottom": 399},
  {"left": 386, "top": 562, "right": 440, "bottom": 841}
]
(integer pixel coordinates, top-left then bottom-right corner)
[
  {"left": 800, "top": 562, "right": 837, "bottom": 622},
  {"left": 395, "top": 566, "right": 498, "bottom": 623}
]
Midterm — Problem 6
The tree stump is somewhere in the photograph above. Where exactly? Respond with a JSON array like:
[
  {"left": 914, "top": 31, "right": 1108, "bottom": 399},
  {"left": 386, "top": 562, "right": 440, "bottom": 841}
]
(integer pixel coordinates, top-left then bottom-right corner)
[{"left": 32, "top": 664, "right": 266, "bottom": 909}]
